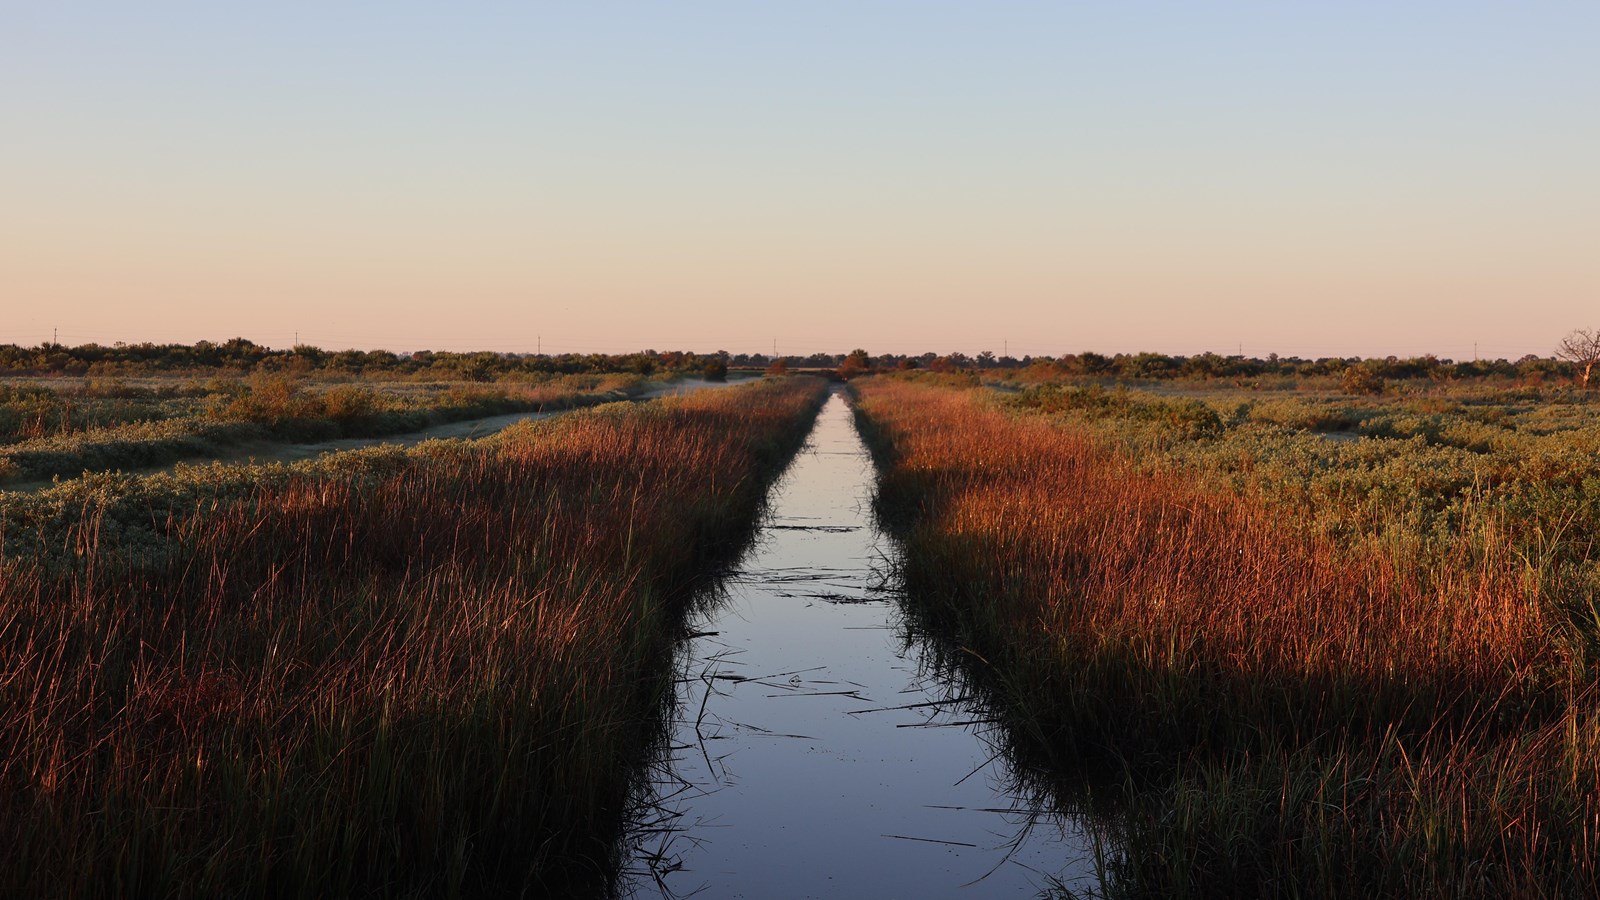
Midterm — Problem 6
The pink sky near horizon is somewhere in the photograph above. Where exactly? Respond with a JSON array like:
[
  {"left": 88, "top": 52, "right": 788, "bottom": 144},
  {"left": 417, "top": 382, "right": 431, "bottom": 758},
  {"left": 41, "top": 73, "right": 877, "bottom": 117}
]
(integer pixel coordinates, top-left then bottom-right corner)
[{"left": 4, "top": 4, "right": 1596, "bottom": 360}]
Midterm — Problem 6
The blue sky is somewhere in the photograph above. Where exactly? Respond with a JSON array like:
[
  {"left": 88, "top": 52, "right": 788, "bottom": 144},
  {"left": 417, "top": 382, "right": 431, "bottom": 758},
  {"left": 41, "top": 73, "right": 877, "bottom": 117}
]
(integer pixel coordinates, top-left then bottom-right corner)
[{"left": 4, "top": 3, "right": 1596, "bottom": 357}]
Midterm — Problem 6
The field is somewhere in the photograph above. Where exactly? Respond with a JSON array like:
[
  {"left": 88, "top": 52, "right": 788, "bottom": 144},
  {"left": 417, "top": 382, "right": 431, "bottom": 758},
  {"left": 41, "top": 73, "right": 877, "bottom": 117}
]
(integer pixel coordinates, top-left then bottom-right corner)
[
  {"left": 0, "top": 372, "right": 653, "bottom": 486},
  {"left": 853, "top": 373, "right": 1600, "bottom": 897},
  {"left": 0, "top": 375, "right": 827, "bottom": 897},
  {"left": 5, "top": 342, "right": 1599, "bottom": 897}
]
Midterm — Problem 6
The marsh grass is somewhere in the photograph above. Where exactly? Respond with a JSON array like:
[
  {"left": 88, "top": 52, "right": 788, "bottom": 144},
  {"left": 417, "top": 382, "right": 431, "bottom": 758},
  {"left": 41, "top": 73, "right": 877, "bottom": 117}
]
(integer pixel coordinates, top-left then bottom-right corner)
[
  {"left": 0, "top": 376, "right": 826, "bottom": 898},
  {"left": 1002, "top": 381, "right": 1600, "bottom": 647},
  {"left": 854, "top": 376, "right": 1599, "bottom": 898},
  {"left": 0, "top": 373, "right": 647, "bottom": 485}
]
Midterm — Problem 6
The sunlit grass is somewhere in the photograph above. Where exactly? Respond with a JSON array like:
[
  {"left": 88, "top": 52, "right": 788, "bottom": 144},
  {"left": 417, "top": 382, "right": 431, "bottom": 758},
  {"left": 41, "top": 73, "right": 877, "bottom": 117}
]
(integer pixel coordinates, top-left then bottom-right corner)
[
  {"left": 0, "top": 376, "right": 827, "bottom": 898},
  {"left": 854, "top": 375, "right": 1599, "bottom": 897}
]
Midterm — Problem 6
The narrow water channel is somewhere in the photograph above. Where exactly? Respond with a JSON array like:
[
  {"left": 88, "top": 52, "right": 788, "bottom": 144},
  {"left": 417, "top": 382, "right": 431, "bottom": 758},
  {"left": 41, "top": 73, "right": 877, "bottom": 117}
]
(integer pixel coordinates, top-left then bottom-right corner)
[{"left": 626, "top": 390, "right": 1098, "bottom": 898}]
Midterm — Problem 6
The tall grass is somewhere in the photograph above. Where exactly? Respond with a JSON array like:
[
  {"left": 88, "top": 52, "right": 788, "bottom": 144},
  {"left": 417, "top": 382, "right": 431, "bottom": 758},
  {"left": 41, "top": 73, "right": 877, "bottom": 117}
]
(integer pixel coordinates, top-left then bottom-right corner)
[
  {"left": 0, "top": 376, "right": 826, "bottom": 898},
  {"left": 853, "top": 376, "right": 1599, "bottom": 897}
]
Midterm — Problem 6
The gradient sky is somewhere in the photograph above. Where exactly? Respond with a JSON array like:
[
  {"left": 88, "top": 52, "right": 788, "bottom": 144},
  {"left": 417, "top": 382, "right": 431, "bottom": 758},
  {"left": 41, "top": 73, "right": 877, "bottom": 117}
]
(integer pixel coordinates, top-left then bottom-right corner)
[{"left": 4, "top": 3, "right": 1596, "bottom": 358}]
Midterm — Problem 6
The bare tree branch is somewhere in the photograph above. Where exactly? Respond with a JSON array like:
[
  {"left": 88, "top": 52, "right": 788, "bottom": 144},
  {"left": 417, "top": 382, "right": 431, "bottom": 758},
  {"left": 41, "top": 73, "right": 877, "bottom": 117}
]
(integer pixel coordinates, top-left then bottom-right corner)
[{"left": 1555, "top": 328, "right": 1600, "bottom": 388}]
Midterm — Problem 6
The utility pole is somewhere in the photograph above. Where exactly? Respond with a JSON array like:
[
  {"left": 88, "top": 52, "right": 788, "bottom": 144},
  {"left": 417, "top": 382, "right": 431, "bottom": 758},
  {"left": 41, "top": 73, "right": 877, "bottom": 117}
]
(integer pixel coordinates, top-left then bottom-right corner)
[
  {"left": 537, "top": 335, "right": 541, "bottom": 355},
  {"left": 53, "top": 326, "right": 57, "bottom": 346}
]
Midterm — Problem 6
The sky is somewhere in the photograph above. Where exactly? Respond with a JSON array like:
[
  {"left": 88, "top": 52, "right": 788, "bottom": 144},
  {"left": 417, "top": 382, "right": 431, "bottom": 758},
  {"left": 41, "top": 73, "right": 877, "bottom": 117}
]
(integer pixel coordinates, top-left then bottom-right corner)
[{"left": 3, "top": 3, "right": 1596, "bottom": 359}]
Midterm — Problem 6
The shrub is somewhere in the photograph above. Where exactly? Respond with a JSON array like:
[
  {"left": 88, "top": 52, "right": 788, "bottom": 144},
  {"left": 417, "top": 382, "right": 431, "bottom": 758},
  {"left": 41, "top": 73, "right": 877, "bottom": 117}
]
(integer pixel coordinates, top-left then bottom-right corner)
[{"left": 1341, "top": 364, "right": 1385, "bottom": 395}]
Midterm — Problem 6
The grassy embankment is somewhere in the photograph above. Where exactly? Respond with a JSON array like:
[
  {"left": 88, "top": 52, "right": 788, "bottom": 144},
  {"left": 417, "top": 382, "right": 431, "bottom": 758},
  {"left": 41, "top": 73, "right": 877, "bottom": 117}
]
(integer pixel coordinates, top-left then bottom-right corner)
[
  {"left": 853, "top": 375, "right": 1598, "bottom": 898},
  {"left": 0, "top": 376, "right": 826, "bottom": 898},
  {"left": 0, "top": 373, "right": 647, "bottom": 485}
]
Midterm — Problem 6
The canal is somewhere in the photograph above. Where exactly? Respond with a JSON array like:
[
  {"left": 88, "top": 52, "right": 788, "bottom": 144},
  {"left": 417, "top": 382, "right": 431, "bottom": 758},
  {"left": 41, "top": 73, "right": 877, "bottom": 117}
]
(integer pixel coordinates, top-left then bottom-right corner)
[{"left": 625, "top": 389, "right": 1098, "bottom": 898}]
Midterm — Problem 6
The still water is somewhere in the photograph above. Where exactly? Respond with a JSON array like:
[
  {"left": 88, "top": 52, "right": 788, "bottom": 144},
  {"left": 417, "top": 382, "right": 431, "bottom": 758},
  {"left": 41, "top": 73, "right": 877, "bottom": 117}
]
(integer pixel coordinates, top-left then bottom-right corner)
[{"left": 625, "top": 390, "right": 1098, "bottom": 898}]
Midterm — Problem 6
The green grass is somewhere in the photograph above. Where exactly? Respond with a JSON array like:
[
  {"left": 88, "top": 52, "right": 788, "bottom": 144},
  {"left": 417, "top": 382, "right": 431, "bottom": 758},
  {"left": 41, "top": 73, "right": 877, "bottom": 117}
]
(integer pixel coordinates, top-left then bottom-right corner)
[{"left": 1000, "top": 379, "right": 1600, "bottom": 657}]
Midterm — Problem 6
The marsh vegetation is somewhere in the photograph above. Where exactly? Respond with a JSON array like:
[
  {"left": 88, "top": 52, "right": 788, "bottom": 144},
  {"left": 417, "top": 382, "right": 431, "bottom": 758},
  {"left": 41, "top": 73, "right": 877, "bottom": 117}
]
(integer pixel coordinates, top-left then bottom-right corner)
[
  {"left": 6, "top": 336, "right": 1599, "bottom": 897},
  {"left": 0, "top": 373, "right": 656, "bottom": 486},
  {"left": 854, "top": 373, "right": 1600, "bottom": 897},
  {"left": 0, "top": 377, "right": 826, "bottom": 897}
]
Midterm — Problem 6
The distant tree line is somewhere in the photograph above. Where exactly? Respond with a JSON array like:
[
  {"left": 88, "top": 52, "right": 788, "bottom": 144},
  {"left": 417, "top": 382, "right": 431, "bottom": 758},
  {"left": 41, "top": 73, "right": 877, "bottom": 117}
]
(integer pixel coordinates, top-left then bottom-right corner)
[
  {"left": 823, "top": 349, "right": 1577, "bottom": 383},
  {"left": 0, "top": 339, "right": 1584, "bottom": 384},
  {"left": 993, "top": 351, "right": 1575, "bottom": 383},
  {"left": 0, "top": 339, "right": 735, "bottom": 380}
]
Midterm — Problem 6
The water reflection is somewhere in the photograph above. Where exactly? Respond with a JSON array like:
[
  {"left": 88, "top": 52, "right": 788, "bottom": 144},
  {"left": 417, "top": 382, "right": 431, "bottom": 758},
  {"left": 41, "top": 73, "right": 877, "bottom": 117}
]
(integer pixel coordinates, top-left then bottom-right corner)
[{"left": 623, "top": 390, "right": 1100, "bottom": 898}]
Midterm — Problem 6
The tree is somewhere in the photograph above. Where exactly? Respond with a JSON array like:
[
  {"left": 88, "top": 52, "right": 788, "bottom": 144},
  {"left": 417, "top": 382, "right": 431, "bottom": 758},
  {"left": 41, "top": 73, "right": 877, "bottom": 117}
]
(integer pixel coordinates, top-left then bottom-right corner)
[
  {"left": 837, "top": 348, "right": 872, "bottom": 379},
  {"left": 1556, "top": 328, "right": 1600, "bottom": 388}
]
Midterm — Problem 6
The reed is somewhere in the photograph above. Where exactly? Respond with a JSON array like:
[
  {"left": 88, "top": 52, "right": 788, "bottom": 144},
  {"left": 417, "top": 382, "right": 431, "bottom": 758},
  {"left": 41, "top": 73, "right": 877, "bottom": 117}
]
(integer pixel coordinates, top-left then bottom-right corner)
[
  {"left": 854, "top": 376, "right": 1598, "bottom": 897},
  {"left": 0, "top": 376, "right": 826, "bottom": 898}
]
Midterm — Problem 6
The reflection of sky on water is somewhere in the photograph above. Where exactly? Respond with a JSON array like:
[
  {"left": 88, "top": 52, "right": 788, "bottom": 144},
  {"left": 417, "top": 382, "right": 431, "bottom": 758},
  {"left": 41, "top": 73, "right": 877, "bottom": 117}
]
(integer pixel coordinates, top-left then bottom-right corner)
[{"left": 626, "top": 391, "right": 1099, "bottom": 899}]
